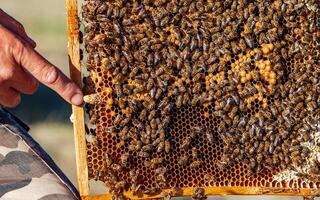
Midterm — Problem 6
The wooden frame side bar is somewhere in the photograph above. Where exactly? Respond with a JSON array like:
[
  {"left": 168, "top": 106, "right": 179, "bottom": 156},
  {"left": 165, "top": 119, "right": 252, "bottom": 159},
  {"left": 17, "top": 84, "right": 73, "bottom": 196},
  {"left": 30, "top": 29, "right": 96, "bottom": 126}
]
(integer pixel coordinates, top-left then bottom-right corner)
[{"left": 66, "top": 0, "right": 90, "bottom": 196}]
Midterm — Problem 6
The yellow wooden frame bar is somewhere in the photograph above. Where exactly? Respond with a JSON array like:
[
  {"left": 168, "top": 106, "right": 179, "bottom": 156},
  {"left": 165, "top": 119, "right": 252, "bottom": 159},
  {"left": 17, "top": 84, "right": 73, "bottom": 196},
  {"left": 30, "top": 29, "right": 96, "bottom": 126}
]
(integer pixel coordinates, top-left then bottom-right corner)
[{"left": 66, "top": 0, "right": 90, "bottom": 197}]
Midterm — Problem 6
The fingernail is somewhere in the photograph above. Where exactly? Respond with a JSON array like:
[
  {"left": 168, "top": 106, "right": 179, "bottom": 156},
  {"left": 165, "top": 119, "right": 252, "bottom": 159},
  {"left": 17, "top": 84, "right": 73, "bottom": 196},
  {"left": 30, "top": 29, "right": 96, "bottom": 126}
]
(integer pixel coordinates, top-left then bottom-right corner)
[
  {"left": 46, "top": 69, "right": 57, "bottom": 84},
  {"left": 71, "top": 93, "right": 83, "bottom": 105}
]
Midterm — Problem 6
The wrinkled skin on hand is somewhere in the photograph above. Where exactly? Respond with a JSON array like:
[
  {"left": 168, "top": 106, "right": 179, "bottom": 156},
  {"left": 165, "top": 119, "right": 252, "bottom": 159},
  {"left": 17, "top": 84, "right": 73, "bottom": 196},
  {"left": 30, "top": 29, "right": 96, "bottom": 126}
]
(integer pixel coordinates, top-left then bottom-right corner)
[{"left": 0, "top": 9, "right": 83, "bottom": 107}]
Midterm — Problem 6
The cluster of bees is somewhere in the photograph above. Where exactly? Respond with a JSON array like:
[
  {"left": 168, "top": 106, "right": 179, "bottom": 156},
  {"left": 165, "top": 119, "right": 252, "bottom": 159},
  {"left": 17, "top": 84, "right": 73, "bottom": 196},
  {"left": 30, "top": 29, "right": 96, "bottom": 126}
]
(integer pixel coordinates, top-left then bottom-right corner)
[{"left": 82, "top": 0, "right": 320, "bottom": 199}]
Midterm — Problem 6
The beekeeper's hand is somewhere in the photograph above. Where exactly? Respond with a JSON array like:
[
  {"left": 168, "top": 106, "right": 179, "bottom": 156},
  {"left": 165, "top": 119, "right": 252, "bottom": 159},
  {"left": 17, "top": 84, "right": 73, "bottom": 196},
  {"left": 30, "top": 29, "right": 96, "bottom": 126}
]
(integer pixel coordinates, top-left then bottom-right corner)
[{"left": 0, "top": 9, "right": 83, "bottom": 107}]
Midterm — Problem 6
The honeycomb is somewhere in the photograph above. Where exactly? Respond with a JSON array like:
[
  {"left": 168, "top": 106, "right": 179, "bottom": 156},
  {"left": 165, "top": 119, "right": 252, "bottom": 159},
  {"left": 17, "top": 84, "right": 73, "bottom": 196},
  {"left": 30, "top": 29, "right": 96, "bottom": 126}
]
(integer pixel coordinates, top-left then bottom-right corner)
[{"left": 79, "top": 0, "right": 320, "bottom": 199}]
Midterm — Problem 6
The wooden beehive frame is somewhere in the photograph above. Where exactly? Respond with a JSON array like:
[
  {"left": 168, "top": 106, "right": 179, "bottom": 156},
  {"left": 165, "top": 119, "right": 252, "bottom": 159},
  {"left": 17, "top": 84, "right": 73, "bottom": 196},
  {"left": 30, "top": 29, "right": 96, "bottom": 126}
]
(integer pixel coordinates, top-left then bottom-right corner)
[{"left": 66, "top": 0, "right": 320, "bottom": 199}]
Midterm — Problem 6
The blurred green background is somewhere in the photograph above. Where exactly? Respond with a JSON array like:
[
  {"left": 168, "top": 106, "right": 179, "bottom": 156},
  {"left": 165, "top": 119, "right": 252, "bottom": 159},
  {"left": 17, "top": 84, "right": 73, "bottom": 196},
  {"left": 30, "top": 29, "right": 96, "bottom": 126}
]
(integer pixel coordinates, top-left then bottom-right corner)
[
  {"left": 1, "top": 0, "right": 77, "bottom": 187},
  {"left": 0, "top": 0, "right": 317, "bottom": 199}
]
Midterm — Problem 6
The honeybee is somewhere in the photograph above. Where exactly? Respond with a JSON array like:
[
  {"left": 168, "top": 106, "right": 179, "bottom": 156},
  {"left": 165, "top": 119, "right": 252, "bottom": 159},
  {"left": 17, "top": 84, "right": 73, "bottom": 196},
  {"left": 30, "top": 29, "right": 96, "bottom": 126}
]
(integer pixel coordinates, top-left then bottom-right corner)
[
  {"left": 158, "top": 97, "right": 170, "bottom": 110},
  {"left": 138, "top": 151, "right": 150, "bottom": 158},
  {"left": 131, "top": 183, "right": 142, "bottom": 196},
  {"left": 215, "top": 100, "right": 226, "bottom": 111},
  {"left": 191, "top": 49, "right": 202, "bottom": 61},
  {"left": 148, "top": 110, "right": 156, "bottom": 121},
  {"left": 122, "top": 84, "right": 133, "bottom": 95},
  {"left": 154, "top": 167, "right": 167, "bottom": 175},
  {"left": 149, "top": 87, "right": 156, "bottom": 99},
  {"left": 157, "top": 141, "right": 165, "bottom": 153},
  {"left": 105, "top": 125, "right": 117, "bottom": 135},
  {"left": 160, "top": 191, "right": 171, "bottom": 200},
  {"left": 191, "top": 147, "right": 198, "bottom": 160},
  {"left": 145, "top": 78, "right": 154, "bottom": 91},
  {"left": 192, "top": 72, "right": 202, "bottom": 82},
  {"left": 114, "top": 181, "right": 126, "bottom": 191},
  {"left": 114, "top": 84, "right": 123, "bottom": 98},
  {"left": 154, "top": 127, "right": 163, "bottom": 139},
  {"left": 176, "top": 94, "right": 183, "bottom": 108},
  {"left": 150, "top": 118, "right": 158, "bottom": 129},
  {"left": 110, "top": 163, "right": 122, "bottom": 172},
  {"left": 178, "top": 155, "right": 189, "bottom": 166},
  {"left": 191, "top": 188, "right": 206, "bottom": 200},
  {"left": 169, "top": 187, "right": 180, "bottom": 196},
  {"left": 161, "top": 116, "right": 171, "bottom": 129},
  {"left": 202, "top": 39, "right": 209, "bottom": 52},
  {"left": 216, "top": 155, "right": 230, "bottom": 170},
  {"left": 162, "top": 102, "right": 173, "bottom": 116},
  {"left": 129, "top": 169, "right": 138, "bottom": 181},
  {"left": 192, "top": 82, "right": 202, "bottom": 94},
  {"left": 191, "top": 126, "right": 202, "bottom": 135},
  {"left": 204, "top": 173, "right": 216, "bottom": 182},
  {"left": 141, "top": 144, "right": 153, "bottom": 152},
  {"left": 143, "top": 160, "right": 155, "bottom": 169},
  {"left": 104, "top": 152, "right": 113, "bottom": 167},
  {"left": 94, "top": 171, "right": 100, "bottom": 181},
  {"left": 155, "top": 88, "right": 163, "bottom": 100},
  {"left": 306, "top": 101, "right": 317, "bottom": 112},
  {"left": 190, "top": 35, "right": 198, "bottom": 51},
  {"left": 120, "top": 153, "right": 130, "bottom": 167},
  {"left": 270, "top": 105, "right": 279, "bottom": 117},
  {"left": 156, "top": 172, "right": 166, "bottom": 183},
  {"left": 133, "top": 85, "right": 144, "bottom": 94},
  {"left": 146, "top": 53, "right": 154, "bottom": 66},
  {"left": 165, "top": 140, "right": 171, "bottom": 153},
  {"left": 143, "top": 187, "right": 160, "bottom": 195},
  {"left": 139, "top": 109, "right": 147, "bottom": 121},
  {"left": 123, "top": 50, "right": 133, "bottom": 64},
  {"left": 205, "top": 128, "right": 214, "bottom": 144},
  {"left": 180, "top": 136, "right": 192, "bottom": 150},
  {"left": 244, "top": 35, "right": 254, "bottom": 49},
  {"left": 176, "top": 80, "right": 186, "bottom": 93},
  {"left": 258, "top": 188, "right": 286, "bottom": 194},
  {"left": 172, "top": 26, "right": 182, "bottom": 40},
  {"left": 239, "top": 100, "right": 247, "bottom": 112},
  {"left": 150, "top": 130, "right": 160, "bottom": 142},
  {"left": 224, "top": 97, "right": 235, "bottom": 112},
  {"left": 151, "top": 157, "right": 164, "bottom": 166},
  {"left": 191, "top": 94, "right": 200, "bottom": 106},
  {"left": 105, "top": 170, "right": 118, "bottom": 184},
  {"left": 133, "top": 119, "right": 145, "bottom": 130},
  {"left": 120, "top": 117, "right": 131, "bottom": 127},
  {"left": 263, "top": 110, "right": 273, "bottom": 119},
  {"left": 128, "top": 139, "right": 142, "bottom": 151},
  {"left": 228, "top": 106, "right": 238, "bottom": 119},
  {"left": 83, "top": 93, "right": 103, "bottom": 104},
  {"left": 190, "top": 160, "right": 201, "bottom": 168}
]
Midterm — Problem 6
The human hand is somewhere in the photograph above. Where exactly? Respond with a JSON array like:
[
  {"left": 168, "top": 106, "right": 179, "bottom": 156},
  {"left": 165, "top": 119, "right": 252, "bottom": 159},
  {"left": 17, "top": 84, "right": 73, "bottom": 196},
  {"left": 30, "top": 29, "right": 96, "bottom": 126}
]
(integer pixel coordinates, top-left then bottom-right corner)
[{"left": 0, "top": 9, "right": 83, "bottom": 107}]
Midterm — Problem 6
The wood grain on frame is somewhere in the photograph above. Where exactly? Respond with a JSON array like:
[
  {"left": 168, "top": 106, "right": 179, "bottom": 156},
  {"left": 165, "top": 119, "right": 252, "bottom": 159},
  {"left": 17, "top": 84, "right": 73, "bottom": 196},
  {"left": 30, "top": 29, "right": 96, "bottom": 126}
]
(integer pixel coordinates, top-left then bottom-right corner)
[{"left": 66, "top": 0, "right": 90, "bottom": 197}]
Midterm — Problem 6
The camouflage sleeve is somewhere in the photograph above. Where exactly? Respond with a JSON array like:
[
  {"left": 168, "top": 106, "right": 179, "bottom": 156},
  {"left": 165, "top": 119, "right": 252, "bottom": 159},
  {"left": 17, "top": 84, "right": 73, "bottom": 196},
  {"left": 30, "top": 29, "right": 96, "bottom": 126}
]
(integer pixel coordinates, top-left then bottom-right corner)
[{"left": 0, "top": 108, "right": 80, "bottom": 200}]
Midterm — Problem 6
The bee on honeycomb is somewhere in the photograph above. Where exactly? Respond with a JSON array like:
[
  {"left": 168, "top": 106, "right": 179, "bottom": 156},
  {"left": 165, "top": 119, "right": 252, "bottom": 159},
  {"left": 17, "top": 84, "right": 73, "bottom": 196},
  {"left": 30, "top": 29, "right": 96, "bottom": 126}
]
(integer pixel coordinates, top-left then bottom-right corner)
[{"left": 81, "top": 0, "right": 320, "bottom": 197}]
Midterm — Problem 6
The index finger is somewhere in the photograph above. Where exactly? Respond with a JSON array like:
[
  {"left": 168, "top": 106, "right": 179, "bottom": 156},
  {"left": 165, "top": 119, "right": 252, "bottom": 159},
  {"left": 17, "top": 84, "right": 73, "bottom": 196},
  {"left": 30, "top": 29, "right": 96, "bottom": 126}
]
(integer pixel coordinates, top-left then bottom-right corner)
[{"left": 14, "top": 38, "right": 83, "bottom": 106}]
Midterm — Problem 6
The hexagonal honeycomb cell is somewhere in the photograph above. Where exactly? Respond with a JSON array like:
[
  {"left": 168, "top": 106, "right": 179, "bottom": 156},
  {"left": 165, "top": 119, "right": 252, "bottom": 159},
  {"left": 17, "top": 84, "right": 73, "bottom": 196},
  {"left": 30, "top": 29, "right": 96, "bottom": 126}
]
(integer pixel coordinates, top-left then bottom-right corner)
[{"left": 79, "top": 0, "right": 320, "bottom": 199}]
